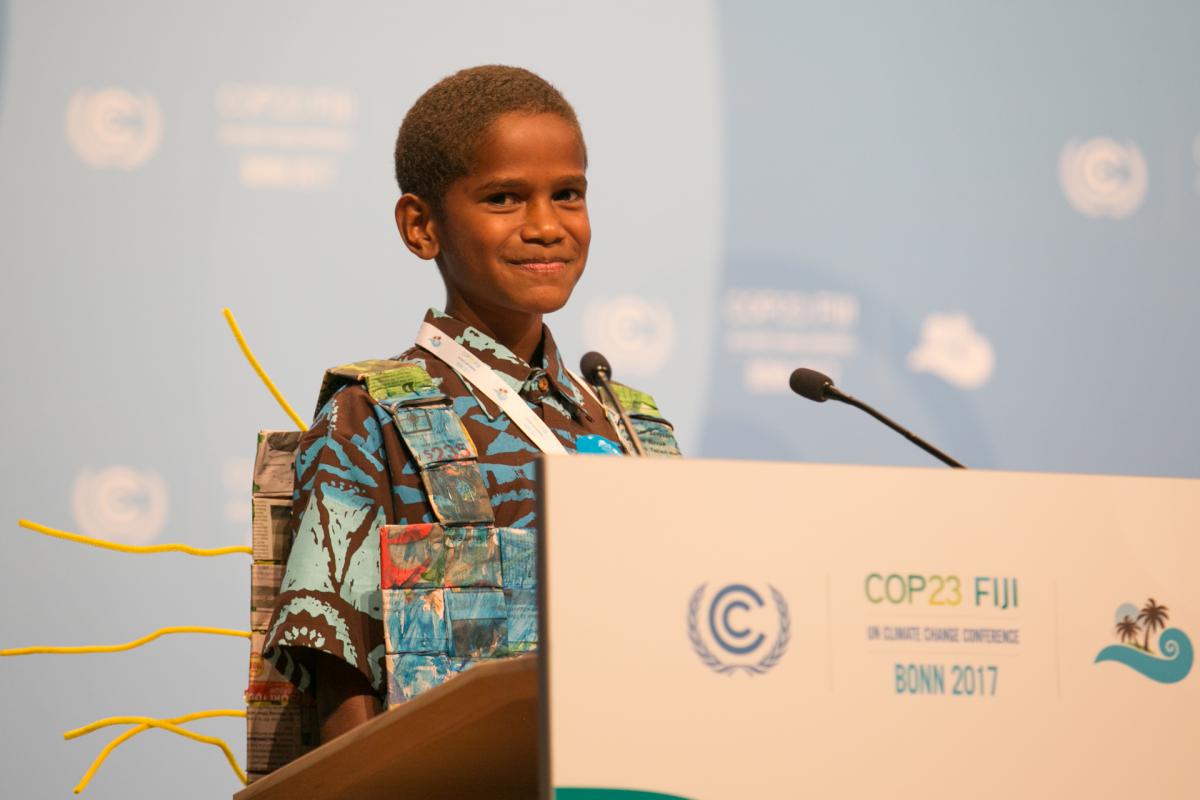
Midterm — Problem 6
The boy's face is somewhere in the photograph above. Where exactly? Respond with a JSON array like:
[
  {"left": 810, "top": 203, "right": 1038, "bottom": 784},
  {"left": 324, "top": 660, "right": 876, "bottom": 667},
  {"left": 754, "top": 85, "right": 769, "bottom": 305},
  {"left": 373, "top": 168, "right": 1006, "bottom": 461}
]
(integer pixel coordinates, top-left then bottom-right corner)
[{"left": 433, "top": 112, "right": 590, "bottom": 331}]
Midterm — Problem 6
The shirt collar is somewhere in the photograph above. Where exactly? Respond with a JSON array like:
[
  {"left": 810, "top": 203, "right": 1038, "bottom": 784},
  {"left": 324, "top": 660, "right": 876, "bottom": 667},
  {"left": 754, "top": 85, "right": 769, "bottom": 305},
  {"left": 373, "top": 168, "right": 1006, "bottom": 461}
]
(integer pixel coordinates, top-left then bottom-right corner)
[
  {"left": 424, "top": 309, "right": 590, "bottom": 417},
  {"left": 539, "top": 324, "right": 590, "bottom": 412}
]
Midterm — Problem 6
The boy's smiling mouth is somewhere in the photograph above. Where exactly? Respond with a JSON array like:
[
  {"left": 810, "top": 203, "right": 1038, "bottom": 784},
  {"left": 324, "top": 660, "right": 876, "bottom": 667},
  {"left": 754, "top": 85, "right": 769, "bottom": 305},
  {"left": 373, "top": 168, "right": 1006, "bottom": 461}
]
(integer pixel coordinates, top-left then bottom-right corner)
[{"left": 506, "top": 257, "right": 571, "bottom": 272}]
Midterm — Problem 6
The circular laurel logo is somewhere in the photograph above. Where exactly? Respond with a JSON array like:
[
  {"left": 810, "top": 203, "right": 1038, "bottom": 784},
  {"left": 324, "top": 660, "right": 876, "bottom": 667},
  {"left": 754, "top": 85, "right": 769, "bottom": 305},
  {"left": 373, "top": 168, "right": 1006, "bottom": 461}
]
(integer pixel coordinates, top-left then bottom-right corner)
[
  {"left": 583, "top": 295, "right": 675, "bottom": 377},
  {"left": 65, "top": 87, "right": 163, "bottom": 170},
  {"left": 687, "top": 583, "right": 790, "bottom": 676},
  {"left": 71, "top": 466, "right": 169, "bottom": 545},
  {"left": 1058, "top": 137, "right": 1147, "bottom": 219}
]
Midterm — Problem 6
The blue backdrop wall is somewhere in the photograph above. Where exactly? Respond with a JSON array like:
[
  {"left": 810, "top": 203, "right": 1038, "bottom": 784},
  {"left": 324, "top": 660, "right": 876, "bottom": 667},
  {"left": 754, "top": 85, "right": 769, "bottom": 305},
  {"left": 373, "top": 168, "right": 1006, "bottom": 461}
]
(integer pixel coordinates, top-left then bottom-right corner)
[
  {"left": 705, "top": 1, "right": 1200, "bottom": 475},
  {"left": 0, "top": 2, "right": 1196, "bottom": 797}
]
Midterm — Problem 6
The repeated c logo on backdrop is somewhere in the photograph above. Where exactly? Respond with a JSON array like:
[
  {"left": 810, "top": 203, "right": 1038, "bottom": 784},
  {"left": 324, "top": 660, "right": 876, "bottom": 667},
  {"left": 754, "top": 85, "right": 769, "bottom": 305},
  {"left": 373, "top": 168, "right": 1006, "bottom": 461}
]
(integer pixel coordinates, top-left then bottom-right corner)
[
  {"left": 65, "top": 87, "right": 162, "bottom": 170},
  {"left": 1058, "top": 136, "right": 1148, "bottom": 219},
  {"left": 583, "top": 296, "right": 675, "bottom": 378},
  {"left": 70, "top": 466, "right": 169, "bottom": 546}
]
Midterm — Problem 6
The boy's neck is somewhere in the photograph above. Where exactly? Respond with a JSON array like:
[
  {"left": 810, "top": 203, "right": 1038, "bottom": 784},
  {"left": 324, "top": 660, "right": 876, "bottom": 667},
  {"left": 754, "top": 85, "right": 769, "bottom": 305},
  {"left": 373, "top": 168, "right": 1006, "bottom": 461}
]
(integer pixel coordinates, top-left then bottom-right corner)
[{"left": 444, "top": 301, "right": 545, "bottom": 365}]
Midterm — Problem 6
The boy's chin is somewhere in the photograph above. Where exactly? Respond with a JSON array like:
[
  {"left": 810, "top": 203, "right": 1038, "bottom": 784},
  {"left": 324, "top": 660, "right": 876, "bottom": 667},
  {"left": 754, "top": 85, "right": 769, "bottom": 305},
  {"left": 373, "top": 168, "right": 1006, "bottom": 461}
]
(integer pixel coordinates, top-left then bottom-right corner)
[{"left": 509, "top": 287, "right": 575, "bottom": 316}]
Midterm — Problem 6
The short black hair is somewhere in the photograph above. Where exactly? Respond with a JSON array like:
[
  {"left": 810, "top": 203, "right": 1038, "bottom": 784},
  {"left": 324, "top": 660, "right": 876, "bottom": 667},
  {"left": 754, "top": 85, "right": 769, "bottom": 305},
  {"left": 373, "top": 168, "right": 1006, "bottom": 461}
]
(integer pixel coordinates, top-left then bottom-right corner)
[{"left": 394, "top": 65, "right": 586, "bottom": 210}]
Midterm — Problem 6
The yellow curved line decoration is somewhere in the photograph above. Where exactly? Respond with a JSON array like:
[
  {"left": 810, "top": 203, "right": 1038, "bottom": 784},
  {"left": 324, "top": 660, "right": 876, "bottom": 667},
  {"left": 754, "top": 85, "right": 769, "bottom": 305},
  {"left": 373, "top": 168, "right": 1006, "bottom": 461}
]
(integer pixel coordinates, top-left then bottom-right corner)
[
  {"left": 0, "top": 625, "right": 250, "bottom": 657},
  {"left": 65, "top": 713, "right": 248, "bottom": 792},
  {"left": 16, "top": 519, "right": 252, "bottom": 556},
  {"left": 223, "top": 307, "right": 308, "bottom": 431},
  {"left": 64, "top": 708, "right": 247, "bottom": 740},
  {"left": 66, "top": 710, "right": 247, "bottom": 793}
]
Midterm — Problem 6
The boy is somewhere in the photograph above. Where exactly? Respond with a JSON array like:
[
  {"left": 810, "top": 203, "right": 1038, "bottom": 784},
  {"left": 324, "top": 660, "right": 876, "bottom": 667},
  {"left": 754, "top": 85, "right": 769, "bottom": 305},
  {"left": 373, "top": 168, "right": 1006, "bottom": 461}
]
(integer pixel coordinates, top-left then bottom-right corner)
[{"left": 263, "top": 65, "right": 680, "bottom": 743}]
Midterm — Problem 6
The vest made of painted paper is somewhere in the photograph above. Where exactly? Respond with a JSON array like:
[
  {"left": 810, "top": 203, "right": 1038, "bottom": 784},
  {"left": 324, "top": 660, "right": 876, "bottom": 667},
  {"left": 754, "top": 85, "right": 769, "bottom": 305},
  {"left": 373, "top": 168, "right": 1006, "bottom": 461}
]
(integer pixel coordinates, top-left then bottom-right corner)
[{"left": 321, "top": 358, "right": 680, "bottom": 707}]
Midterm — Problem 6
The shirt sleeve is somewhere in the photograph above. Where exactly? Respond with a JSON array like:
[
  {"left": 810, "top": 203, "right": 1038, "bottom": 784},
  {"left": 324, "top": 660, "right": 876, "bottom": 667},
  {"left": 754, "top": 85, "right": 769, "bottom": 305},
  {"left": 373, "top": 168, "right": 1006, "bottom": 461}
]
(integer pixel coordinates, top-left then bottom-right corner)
[{"left": 262, "top": 385, "right": 393, "bottom": 694}]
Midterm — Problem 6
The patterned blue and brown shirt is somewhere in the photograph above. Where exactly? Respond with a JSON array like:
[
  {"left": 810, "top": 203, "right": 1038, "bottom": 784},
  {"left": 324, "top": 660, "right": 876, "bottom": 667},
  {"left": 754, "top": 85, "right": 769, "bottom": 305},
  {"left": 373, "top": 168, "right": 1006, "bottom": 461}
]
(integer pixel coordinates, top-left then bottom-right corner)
[{"left": 263, "top": 310, "right": 649, "bottom": 695}]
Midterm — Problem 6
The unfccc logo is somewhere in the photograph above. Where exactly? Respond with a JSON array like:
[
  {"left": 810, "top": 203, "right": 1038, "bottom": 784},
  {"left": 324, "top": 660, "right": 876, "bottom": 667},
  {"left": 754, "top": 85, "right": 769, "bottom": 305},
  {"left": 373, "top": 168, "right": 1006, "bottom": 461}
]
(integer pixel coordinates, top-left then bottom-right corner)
[
  {"left": 65, "top": 87, "right": 163, "bottom": 170},
  {"left": 71, "top": 466, "right": 169, "bottom": 545},
  {"left": 583, "top": 295, "right": 674, "bottom": 377},
  {"left": 1058, "top": 137, "right": 1147, "bottom": 219},
  {"left": 687, "top": 583, "right": 790, "bottom": 676}
]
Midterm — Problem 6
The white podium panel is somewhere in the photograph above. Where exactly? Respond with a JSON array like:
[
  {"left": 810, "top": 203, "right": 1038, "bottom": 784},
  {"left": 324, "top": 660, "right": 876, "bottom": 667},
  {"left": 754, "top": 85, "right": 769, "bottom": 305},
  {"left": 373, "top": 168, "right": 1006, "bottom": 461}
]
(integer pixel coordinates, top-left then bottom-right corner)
[{"left": 537, "top": 458, "right": 1198, "bottom": 800}]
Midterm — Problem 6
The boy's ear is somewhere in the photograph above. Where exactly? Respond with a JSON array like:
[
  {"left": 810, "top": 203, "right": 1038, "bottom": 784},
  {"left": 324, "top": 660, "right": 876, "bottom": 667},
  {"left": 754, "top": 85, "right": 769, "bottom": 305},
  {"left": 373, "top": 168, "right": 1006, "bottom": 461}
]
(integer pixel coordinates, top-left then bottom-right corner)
[{"left": 395, "top": 194, "right": 440, "bottom": 261}]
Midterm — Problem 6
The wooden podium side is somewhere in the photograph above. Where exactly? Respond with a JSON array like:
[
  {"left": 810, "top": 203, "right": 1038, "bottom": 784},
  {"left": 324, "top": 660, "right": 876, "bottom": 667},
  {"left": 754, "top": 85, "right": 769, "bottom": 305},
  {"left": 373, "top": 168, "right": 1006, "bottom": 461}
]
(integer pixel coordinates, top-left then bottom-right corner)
[{"left": 235, "top": 655, "right": 538, "bottom": 800}]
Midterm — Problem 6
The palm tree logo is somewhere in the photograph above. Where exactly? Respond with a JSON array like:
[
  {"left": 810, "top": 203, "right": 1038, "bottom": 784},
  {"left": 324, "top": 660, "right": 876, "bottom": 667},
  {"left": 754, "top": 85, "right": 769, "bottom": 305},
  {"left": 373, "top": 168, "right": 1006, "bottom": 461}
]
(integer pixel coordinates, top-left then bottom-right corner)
[
  {"left": 1095, "top": 597, "right": 1193, "bottom": 684},
  {"left": 1137, "top": 598, "right": 1169, "bottom": 653},
  {"left": 1115, "top": 615, "right": 1140, "bottom": 647}
]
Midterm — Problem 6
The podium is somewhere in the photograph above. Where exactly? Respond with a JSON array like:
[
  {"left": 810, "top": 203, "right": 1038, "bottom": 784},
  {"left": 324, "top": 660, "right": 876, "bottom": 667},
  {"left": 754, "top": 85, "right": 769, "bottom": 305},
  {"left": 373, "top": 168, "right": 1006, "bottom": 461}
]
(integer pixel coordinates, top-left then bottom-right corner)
[
  {"left": 237, "top": 458, "right": 1199, "bottom": 799},
  {"left": 234, "top": 655, "right": 538, "bottom": 800}
]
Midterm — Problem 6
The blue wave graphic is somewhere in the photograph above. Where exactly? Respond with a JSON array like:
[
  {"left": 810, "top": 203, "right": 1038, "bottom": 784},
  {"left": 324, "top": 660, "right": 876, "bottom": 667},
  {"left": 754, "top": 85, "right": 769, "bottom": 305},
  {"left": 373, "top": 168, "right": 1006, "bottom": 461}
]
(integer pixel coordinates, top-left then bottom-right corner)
[{"left": 1095, "top": 628, "right": 1193, "bottom": 684}]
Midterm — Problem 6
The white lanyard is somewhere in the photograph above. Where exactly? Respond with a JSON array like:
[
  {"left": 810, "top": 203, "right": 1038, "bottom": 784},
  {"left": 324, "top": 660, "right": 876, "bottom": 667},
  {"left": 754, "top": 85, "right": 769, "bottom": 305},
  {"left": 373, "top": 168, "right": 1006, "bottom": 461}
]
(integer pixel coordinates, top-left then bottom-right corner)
[{"left": 415, "top": 322, "right": 568, "bottom": 455}]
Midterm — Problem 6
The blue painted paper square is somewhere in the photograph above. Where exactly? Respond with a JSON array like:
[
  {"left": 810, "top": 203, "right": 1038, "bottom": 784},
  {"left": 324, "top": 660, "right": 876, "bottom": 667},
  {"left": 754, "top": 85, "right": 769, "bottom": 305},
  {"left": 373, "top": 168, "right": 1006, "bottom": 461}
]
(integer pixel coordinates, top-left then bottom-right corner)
[
  {"left": 382, "top": 588, "right": 448, "bottom": 654},
  {"left": 394, "top": 406, "right": 475, "bottom": 467},
  {"left": 387, "top": 653, "right": 450, "bottom": 706},
  {"left": 421, "top": 462, "right": 493, "bottom": 525},
  {"left": 443, "top": 526, "right": 501, "bottom": 588},
  {"left": 385, "top": 655, "right": 484, "bottom": 707},
  {"left": 505, "top": 587, "right": 538, "bottom": 652},
  {"left": 498, "top": 527, "right": 536, "bottom": 590},
  {"left": 445, "top": 588, "right": 507, "bottom": 658}
]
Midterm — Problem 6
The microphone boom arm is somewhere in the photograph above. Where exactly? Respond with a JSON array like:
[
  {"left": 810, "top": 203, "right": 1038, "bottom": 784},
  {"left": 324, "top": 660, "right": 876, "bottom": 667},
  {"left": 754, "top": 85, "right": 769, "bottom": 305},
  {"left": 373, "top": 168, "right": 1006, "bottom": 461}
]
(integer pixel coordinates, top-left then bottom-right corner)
[
  {"left": 596, "top": 369, "right": 647, "bottom": 457},
  {"left": 827, "top": 386, "right": 965, "bottom": 469}
]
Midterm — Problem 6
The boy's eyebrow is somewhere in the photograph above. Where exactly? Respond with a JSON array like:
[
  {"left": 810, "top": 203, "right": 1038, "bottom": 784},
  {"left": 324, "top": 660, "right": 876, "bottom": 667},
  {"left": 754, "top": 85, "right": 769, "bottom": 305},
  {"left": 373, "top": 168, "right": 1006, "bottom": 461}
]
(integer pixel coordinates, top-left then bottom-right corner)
[
  {"left": 474, "top": 174, "right": 588, "bottom": 193},
  {"left": 475, "top": 178, "right": 528, "bottom": 193}
]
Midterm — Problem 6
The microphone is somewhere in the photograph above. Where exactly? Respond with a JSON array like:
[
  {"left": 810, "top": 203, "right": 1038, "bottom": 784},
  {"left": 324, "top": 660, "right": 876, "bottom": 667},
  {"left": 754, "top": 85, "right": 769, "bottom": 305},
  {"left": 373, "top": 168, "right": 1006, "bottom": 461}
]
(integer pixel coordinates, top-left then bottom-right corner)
[
  {"left": 580, "top": 351, "right": 646, "bottom": 456},
  {"left": 789, "top": 367, "right": 965, "bottom": 469}
]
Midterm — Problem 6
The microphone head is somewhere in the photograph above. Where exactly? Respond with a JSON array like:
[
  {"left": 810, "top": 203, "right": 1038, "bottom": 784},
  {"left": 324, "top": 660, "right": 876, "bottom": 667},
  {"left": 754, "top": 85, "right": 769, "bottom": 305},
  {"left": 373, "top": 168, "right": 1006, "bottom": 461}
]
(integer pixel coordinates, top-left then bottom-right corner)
[
  {"left": 580, "top": 351, "right": 612, "bottom": 383},
  {"left": 789, "top": 367, "right": 834, "bottom": 402}
]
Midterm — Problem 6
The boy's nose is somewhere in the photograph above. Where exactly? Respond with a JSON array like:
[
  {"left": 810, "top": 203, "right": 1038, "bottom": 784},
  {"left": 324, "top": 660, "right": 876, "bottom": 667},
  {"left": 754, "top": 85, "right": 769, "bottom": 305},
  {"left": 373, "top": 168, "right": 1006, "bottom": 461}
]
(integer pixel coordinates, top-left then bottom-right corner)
[{"left": 520, "top": 197, "right": 565, "bottom": 244}]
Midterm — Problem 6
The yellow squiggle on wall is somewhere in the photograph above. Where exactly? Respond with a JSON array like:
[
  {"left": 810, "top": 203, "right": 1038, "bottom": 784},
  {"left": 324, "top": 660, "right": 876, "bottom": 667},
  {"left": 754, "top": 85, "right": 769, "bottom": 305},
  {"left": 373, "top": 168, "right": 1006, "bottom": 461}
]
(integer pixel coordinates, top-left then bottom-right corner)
[
  {"left": 1, "top": 625, "right": 250, "bottom": 657},
  {"left": 15, "top": 519, "right": 252, "bottom": 556},
  {"left": 223, "top": 307, "right": 308, "bottom": 431},
  {"left": 65, "top": 711, "right": 249, "bottom": 792}
]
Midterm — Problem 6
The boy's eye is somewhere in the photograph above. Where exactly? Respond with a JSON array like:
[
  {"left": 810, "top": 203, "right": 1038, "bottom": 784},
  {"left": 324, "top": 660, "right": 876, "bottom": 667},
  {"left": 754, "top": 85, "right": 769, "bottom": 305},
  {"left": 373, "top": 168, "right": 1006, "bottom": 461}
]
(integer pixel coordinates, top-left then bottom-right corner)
[
  {"left": 485, "top": 192, "right": 520, "bottom": 206},
  {"left": 554, "top": 188, "right": 585, "bottom": 203}
]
